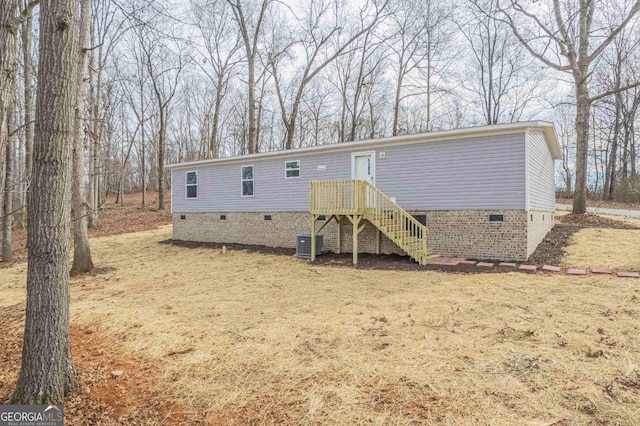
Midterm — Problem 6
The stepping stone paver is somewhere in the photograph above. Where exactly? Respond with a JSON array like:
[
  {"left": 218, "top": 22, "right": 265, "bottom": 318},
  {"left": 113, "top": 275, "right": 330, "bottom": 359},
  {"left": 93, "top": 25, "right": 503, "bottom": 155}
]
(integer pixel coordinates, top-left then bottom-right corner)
[
  {"left": 542, "top": 265, "right": 561, "bottom": 272},
  {"left": 431, "top": 257, "right": 452, "bottom": 265},
  {"left": 426, "top": 258, "right": 634, "bottom": 278},
  {"left": 518, "top": 264, "right": 537, "bottom": 272}
]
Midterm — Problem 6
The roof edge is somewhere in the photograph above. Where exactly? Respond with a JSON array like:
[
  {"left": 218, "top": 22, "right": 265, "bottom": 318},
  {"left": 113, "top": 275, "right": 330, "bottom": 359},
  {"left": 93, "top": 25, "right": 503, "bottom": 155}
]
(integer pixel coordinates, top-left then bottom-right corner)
[{"left": 166, "top": 121, "right": 560, "bottom": 169}]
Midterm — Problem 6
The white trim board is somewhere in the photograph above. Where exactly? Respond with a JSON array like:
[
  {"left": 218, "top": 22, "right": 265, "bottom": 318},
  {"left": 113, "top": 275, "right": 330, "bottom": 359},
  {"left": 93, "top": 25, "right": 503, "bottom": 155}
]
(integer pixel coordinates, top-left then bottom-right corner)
[{"left": 166, "top": 121, "right": 561, "bottom": 170}]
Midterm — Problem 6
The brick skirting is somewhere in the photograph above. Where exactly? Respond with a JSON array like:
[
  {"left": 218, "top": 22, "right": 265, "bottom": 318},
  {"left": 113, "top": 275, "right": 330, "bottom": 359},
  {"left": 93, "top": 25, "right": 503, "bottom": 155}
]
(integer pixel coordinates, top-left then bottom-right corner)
[{"left": 173, "top": 209, "right": 554, "bottom": 262}]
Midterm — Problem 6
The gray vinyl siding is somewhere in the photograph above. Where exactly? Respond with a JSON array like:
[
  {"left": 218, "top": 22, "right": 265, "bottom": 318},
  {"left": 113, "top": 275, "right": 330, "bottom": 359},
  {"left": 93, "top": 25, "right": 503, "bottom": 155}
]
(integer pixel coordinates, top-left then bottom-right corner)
[
  {"left": 527, "top": 129, "right": 556, "bottom": 211},
  {"left": 171, "top": 132, "right": 527, "bottom": 213}
]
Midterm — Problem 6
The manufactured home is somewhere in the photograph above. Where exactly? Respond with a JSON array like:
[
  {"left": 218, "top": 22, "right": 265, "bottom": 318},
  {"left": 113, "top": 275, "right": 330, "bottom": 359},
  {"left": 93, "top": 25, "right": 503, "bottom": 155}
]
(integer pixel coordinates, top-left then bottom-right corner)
[{"left": 167, "top": 121, "right": 560, "bottom": 263}]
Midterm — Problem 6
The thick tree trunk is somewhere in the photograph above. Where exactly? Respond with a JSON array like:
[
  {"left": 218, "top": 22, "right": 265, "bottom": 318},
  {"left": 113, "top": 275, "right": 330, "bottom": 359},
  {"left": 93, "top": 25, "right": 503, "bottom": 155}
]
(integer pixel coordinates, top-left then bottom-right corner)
[
  {"left": 573, "top": 80, "right": 591, "bottom": 214},
  {"left": 71, "top": 0, "right": 94, "bottom": 274},
  {"left": 12, "top": 0, "right": 80, "bottom": 404},
  {"left": 284, "top": 100, "right": 300, "bottom": 150}
]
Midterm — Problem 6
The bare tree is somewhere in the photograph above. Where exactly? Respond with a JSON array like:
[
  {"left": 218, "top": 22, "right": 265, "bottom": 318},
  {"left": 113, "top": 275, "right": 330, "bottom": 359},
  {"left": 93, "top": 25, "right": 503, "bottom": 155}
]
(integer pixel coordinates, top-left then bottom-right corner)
[
  {"left": 500, "top": 0, "right": 640, "bottom": 214},
  {"left": 0, "top": 0, "right": 35, "bottom": 262},
  {"left": 346, "top": 20, "right": 387, "bottom": 142},
  {"left": 598, "top": 24, "right": 640, "bottom": 200},
  {"left": 459, "top": 0, "right": 541, "bottom": 125},
  {"left": 21, "top": 0, "right": 34, "bottom": 216},
  {"left": 88, "top": 0, "right": 121, "bottom": 226},
  {"left": 192, "top": 0, "right": 242, "bottom": 158},
  {"left": 12, "top": 0, "right": 80, "bottom": 403},
  {"left": 554, "top": 100, "right": 576, "bottom": 195},
  {"left": 270, "top": 0, "right": 388, "bottom": 149},
  {"left": 299, "top": 79, "right": 333, "bottom": 146},
  {"left": 330, "top": 32, "right": 388, "bottom": 143},
  {"left": 134, "top": 4, "right": 185, "bottom": 210},
  {"left": 0, "top": 0, "right": 29, "bottom": 184},
  {"left": 2, "top": 83, "right": 16, "bottom": 262},
  {"left": 388, "top": 0, "right": 438, "bottom": 135},
  {"left": 71, "top": 0, "right": 94, "bottom": 274},
  {"left": 226, "top": 0, "right": 271, "bottom": 154},
  {"left": 117, "top": 25, "right": 153, "bottom": 205}
]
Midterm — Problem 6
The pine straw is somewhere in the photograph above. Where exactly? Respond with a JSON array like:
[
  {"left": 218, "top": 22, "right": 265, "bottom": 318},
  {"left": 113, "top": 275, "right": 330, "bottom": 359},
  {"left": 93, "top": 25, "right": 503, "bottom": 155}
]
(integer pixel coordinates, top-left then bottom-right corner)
[
  {"left": 563, "top": 215, "right": 640, "bottom": 270},
  {"left": 2, "top": 226, "right": 640, "bottom": 425}
]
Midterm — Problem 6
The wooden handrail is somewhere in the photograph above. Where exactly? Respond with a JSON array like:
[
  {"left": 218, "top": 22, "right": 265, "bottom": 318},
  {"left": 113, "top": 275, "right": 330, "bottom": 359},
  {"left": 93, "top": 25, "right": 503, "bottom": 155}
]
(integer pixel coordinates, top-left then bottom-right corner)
[
  {"left": 361, "top": 180, "right": 429, "bottom": 234},
  {"left": 310, "top": 179, "right": 365, "bottom": 215},
  {"left": 310, "top": 179, "right": 431, "bottom": 264}
]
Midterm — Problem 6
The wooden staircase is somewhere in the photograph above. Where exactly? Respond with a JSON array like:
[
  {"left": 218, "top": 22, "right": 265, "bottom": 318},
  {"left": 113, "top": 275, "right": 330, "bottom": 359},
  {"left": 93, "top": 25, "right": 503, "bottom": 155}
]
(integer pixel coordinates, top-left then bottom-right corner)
[{"left": 310, "top": 179, "right": 433, "bottom": 265}]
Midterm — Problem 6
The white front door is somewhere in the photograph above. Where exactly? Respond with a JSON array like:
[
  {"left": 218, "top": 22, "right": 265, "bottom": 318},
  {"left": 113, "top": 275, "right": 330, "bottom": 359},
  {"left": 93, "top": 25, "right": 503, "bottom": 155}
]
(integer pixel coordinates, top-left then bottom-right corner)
[{"left": 352, "top": 152, "right": 375, "bottom": 184}]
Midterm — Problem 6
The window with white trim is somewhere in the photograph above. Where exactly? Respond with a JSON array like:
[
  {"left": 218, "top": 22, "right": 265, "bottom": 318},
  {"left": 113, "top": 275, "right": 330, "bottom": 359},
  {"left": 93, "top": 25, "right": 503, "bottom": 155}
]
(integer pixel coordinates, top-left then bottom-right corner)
[
  {"left": 241, "top": 165, "right": 254, "bottom": 196},
  {"left": 186, "top": 171, "right": 197, "bottom": 198},
  {"left": 285, "top": 160, "right": 300, "bottom": 178}
]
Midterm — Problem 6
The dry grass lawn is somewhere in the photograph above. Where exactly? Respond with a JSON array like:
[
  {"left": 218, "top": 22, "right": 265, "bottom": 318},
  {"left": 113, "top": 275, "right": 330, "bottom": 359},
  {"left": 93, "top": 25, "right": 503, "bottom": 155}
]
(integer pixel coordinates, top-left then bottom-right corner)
[
  {"left": 563, "top": 214, "right": 640, "bottom": 271},
  {"left": 1, "top": 223, "right": 640, "bottom": 425}
]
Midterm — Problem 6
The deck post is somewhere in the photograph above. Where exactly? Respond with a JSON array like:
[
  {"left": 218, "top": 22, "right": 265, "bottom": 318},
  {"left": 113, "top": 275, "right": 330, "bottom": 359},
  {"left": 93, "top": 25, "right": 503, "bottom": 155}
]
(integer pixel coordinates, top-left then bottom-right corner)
[
  {"left": 335, "top": 215, "right": 341, "bottom": 254},
  {"left": 310, "top": 214, "right": 318, "bottom": 261},
  {"left": 421, "top": 228, "right": 428, "bottom": 265},
  {"left": 375, "top": 228, "right": 381, "bottom": 255},
  {"left": 352, "top": 215, "right": 362, "bottom": 265}
]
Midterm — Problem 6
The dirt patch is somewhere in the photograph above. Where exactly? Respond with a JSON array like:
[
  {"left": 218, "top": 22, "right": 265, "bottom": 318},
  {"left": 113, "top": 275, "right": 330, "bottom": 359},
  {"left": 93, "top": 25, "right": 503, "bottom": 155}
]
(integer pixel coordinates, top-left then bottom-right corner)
[
  {"left": 557, "top": 213, "right": 639, "bottom": 229},
  {"left": 70, "top": 266, "right": 117, "bottom": 278},
  {"left": 0, "top": 303, "right": 192, "bottom": 425},
  {"left": 160, "top": 238, "right": 296, "bottom": 256}
]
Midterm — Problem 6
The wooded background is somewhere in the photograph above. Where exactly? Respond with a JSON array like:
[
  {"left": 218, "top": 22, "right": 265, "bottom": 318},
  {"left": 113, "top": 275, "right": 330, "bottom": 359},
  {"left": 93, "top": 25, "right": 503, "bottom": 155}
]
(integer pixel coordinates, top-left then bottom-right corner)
[{"left": 1, "top": 0, "right": 640, "bottom": 225}]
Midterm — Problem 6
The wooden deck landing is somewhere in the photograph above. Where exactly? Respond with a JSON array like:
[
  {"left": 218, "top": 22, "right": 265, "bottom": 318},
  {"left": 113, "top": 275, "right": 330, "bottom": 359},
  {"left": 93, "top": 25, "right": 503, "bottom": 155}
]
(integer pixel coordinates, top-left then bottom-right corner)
[{"left": 309, "top": 179, "right": 432, "bottom": 265}]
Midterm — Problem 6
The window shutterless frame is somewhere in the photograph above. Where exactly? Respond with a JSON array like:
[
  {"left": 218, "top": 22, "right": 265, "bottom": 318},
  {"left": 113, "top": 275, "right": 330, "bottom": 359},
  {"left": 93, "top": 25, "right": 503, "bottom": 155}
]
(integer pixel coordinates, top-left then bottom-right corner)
[
  {"left": 241, "top": 165, "right": 254, "bottom": 197},
  {"left": 185, "top": 170, "right": 198, "bottom": 199},
  {"left": 285, "top": 160, "right": 300, "bottom": 178}
]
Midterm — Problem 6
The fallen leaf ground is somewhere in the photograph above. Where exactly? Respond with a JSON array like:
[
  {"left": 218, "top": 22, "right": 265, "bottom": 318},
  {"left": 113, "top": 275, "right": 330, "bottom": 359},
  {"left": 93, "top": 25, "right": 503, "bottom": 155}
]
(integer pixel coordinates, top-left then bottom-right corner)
[
  {"left": 0, "top": 191, "right": 171, "bottom": 266},
  {"left": 1, "top": 203, "right": 640, "bottom": 425}
]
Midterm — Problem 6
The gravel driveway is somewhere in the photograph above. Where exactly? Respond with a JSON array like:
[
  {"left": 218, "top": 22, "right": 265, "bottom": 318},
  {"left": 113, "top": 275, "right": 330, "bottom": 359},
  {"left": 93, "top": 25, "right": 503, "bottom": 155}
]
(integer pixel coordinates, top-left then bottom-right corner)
[{"left": 556, "top": 204, "right": 640, "bottom": 218}]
